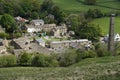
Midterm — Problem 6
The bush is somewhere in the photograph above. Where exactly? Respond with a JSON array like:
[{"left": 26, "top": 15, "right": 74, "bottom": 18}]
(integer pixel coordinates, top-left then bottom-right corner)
[
  {"left": 0, "top": 55, "right": 17, "bottom": 67},
  {"left": 85, "top": 9, "right": 103, "bottom": 19},
  {"left": 19, "top": 52, "right": 32, "bottom": 66},
  {"left": 32, "top": 54, "right": 48, "bottom": 67},
  {"left": 0, "top": 32, "right": 9, "bottom": 39},
  {"left": 32, "top": 53, "right": 59, "bottom": 67},
  {"left": 59, "top": 49, "right": 78, "bottom": 67},
  {"left": 95, "top": 43, "right": 110, "bottom": 57},
  {"left": 75, "top": 50, "right": 83, "bottom": 62},
  {"left": 14, "top": 33, "right": 22, "bottom": 38},
  {"left": 114, "top": 42, "right": 120, "bottom": 55},
  {"left": 46, "top": 54, "right": 59, "bottom": 67},
  {"left": 81, "top": 50, "right": 97, "bottom": 59}
]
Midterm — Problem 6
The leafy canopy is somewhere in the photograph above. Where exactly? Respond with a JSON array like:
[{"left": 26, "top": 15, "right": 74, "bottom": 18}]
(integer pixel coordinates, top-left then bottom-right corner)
[{"left": 0, "top": 14, "right": 16, "bottom": 33}]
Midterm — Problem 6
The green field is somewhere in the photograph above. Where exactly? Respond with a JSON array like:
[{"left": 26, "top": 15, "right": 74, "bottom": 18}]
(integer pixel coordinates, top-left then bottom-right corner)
[
  {"left": 0, "top": 55, "right": 120, "bottom": 80},
  {"left": 52, "top": 0, "right": 120, "bottom": 13},
  {"left": 91, "top": 17, "right": 120, "bottom": 35}
]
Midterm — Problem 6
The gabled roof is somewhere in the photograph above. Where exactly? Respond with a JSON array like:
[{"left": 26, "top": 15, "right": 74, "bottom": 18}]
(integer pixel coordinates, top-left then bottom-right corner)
[
  {"left": 12, "top": 37, "right": 52, "bottom": 54},
  {"left": 115, "top": 33, "right": 120, "bottom": 38},
  {"left": 15, "top": 16, "right": 28, "bottom": 22},
  {"left": 12, "top": 37, "right": 30, "bottom": 49},
  {"left": 25, "top": 24, "right": 42, "bottom": 28},
  {"left": 31, "top": 19, "right": 44, "bottom": 23},
  {"left": 43, "top": 24, "right": 56, "bottom": 28},
  {"left": 28, "top": 43, "right": 52, "bottom": 54},
  {"left": 51, "top": 39, "right": 89, "bottom": 44},
  {"left": 36, "top": 38, "right": 45, "bottom": 43}
]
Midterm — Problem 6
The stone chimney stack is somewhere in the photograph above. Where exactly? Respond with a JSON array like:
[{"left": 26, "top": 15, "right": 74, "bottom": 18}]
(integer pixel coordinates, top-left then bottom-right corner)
[{"left": 108, "top": 14, "right": 115, "bottom": 55}]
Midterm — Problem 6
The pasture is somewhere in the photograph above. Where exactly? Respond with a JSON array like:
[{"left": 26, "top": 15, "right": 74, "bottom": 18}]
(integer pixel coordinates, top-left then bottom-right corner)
[
  {"left": 91, "top": 17, "right": 120, "bottom": 35},
  {"left": 52, "top": 0, "right": 120, "bottom": 13},
  {"left": 0, "top": 55, "right": 120, "bottom": 80}
]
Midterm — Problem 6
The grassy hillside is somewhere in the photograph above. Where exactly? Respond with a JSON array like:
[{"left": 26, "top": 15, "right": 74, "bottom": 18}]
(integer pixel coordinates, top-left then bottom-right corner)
[
  {"left": 0, "top": 55, "right": 120, "bottom": 80},
  {"left": 91, "top": 17, "right": 120, "bottom": 35},
  {"left": 52, "top": 0, "right": 120, "bottom": 13}
]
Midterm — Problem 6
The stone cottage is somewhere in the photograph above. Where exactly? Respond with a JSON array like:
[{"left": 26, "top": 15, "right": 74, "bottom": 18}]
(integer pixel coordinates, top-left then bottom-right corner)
[
  {"left": 50, "top": 24, "right": 67, "bottom": 38},
  {"left": 42, "top": 24, "right": 56, "bottom": 32},
  {"left": 24, "top": 24, "right": 42, "bottom": 33},
  {"left": 30, "top": 19, "right": 44, "bottom": 26},
  {"left": 50, "top": 39, "right": 92, "bottom": 53},
  {"left": 10, "top": 37, "right": 52, "bottom": 55}
]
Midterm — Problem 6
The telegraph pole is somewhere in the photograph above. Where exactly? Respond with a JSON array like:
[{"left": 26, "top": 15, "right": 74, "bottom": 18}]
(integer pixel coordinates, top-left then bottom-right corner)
[{"left": 108, "top": 14, "right": 115, "bottom": 55}]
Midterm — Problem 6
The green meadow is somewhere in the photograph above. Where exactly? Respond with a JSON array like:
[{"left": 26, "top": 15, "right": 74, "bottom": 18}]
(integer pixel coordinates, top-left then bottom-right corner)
[
  {"left": 52, "top": 0, "right": 120, "bottom": 13},
  {"left": 0, "top": 55, "right": 120, "bottom": 80},
  {"left": 91, "top": 17, "right": 120, "bottom": 35}
]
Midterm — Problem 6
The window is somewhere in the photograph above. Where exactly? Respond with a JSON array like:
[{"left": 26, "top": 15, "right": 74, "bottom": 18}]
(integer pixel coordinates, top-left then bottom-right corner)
[{"left": 25, "top": 42, "right": 28, "bottom": 45}]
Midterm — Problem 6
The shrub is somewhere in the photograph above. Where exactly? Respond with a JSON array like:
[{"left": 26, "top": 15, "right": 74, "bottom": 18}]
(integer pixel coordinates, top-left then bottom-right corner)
[
  {"left": 46, "top": 54, "right": 59, "bottom": 67},
  {"left": 114, "top": 42, "right": 120, "bottom": 55},
  {"left": 19, "top": 52, "right": 32, "bottom": 66},
  {"left": 32, "top": 54, "right": 47, "bottom": 67},
  {"left": 59, "top": 49, "right": 78, "bottom": 67},
  {"left": 75, "top": 50, "right": 83, "bottom": 62},
  {"left": 32, "top": 54, "right": 59, "bottom": 67},
  {"left": 0, "top": 55, "right": 17, "bottom": 67},
  {"left": 0, "top": 32, "right": 9, "bottom": 39},
  {"left": 32, "top": 53, "right": 59, "bottom": 67},
  {"left": 14, "top": 33, "right": 22, "bottom": 38},
  {"left": 85, "top": 9, "right": 103, "bottom": 19},
  {"left": 81, "top": 50, "right": 97, "bottom": 59},
  {"left": 95, "top": 43, "right": 110, "bottom": 57}
]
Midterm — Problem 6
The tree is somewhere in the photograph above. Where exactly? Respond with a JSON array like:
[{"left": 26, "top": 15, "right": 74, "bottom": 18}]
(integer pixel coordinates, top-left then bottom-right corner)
[
  {"left": 0, "top": 0, "right": 20, "bottom": 16},
  {"left": 40, "top": 0, "right": 65, "bottom": 24},
  {"left": 32, "top": 54, "right": 47, "bottom": 67},
  {"left": 85, "top": 0, "right": 96, "bottom": 5},
  {"left": 59, "top": 49, "right": 78, "bottom": 67},
  {"left": 30, "top": 12, "right": 39, "bottom": 19},
  {"left": 77, "top": 22, "right": 102, "bottom": 41},
  {"left": 65, "top": 14, "right": 81, "bottom": 31},
  {"left": 0, "top": 14, "right": 17, "bottom": 33},
  {"left": 85, "top": 9, "right": 103, "bottom": 19},
  {"left": 20, "top": 0, "right": 41, "bottom": 18},
  {"left": 40, "top": 0, "right": 54, "bottom": 12},
  {"left": 19, "top": 52, "right": 31, "bottom": 66}
]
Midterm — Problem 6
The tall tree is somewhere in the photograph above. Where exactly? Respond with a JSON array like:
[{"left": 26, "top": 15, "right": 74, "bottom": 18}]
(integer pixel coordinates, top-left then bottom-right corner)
[
  {"left": 40, "top": 0, "right": 65, "bottom": 24},
  {"left": 19, "top": 0, "right": 41, "bottom": 18},
  {"left": 0, "top": 14, "right": 17, "bottom": 33},
  {"left": 77, "top": 22, "right": 102, "bottom": 41}
]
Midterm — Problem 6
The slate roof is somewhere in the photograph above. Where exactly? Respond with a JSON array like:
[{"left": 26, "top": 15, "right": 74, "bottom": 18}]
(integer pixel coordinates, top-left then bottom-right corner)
[
  {"left": 12, "top": 37, "right": 30, "bottom": 49},
  {"left": 36, "top": 38, "right": 45, "bottom": 43},
  {"left": 27, "top": 43, "right": 52, "bottom": 54},
  {"left": 30, "top": 19, "right": 44, "bottom": 24},
  {"left": 12, "top": 37, "right": 52, "bottom": 54}
]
